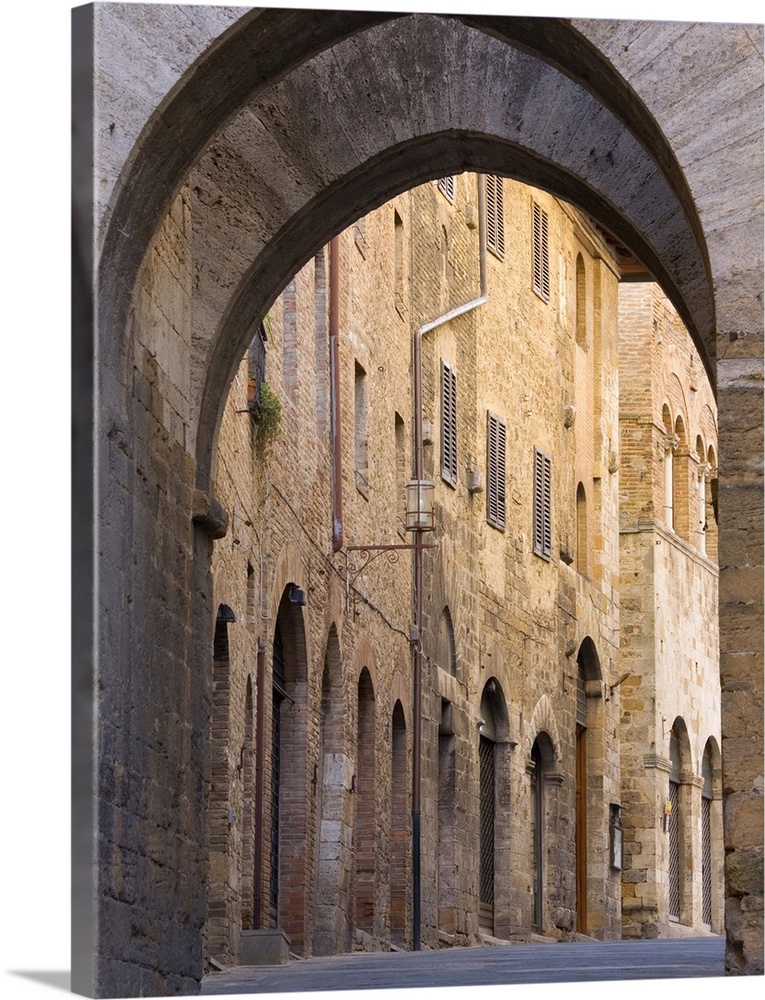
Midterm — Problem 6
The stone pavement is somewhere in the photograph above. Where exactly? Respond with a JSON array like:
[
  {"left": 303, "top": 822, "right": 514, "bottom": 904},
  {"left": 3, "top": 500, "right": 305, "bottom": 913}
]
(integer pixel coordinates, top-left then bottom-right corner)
[{"left": 201, "top": 936, "right": 726, "bottom": 995}]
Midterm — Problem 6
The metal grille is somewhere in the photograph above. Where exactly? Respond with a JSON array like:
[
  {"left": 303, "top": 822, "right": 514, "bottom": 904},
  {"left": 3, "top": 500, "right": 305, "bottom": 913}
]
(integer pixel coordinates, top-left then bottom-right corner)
[
  {"left": 702, "top": 795, "right": 712, "bottom": 925},
  {"left": 668, "top": 780, "right": 680, "bottom": 919},
  {"left": 479, "top": 736, "right": 495, "bottom": 909},
  {"left": 576, "top": 663, "right": 587, "bottom": 728}
]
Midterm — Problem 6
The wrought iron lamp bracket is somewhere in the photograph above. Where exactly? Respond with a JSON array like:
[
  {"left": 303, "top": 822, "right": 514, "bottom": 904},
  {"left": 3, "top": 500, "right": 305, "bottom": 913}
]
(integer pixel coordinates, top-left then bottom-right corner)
[{"left": 345, "top": 542, "right": 436, "bottom": 615}]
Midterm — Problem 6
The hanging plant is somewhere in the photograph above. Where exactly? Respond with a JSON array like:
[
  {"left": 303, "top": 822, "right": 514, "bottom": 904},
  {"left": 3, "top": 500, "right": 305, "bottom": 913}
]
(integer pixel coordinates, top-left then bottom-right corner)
[{"left": 255, "top": 381, "right": 282, "bottom": 460}]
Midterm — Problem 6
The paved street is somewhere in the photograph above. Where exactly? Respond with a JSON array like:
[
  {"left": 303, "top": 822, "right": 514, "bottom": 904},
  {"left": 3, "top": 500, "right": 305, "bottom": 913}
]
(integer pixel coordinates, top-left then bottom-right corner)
[{"left": 201, "top": 935, "right": 726, "bottom": 995}]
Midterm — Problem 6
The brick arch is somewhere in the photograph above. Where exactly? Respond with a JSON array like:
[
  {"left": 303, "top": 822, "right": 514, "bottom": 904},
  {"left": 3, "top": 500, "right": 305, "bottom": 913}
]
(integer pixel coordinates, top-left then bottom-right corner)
[{"left": 525, "top": 694, "right": 562, "bottom": 766}]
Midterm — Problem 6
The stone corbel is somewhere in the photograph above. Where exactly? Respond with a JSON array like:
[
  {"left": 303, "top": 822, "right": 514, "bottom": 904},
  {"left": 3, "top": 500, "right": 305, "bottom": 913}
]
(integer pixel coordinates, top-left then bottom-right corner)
[{"left": 192, "top": 489, "right": 229, "bottom": 539}]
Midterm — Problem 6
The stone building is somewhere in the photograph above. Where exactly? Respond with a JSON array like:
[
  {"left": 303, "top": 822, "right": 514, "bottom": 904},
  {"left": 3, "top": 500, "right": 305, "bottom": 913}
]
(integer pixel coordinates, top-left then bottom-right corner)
[
  {"left": 204, "top": 174, "right": 721, "bottom": 968},
  {"left": 74, "top": 7, "right": 763, "bottom": 995},
  {"left": 618, "top": 284, "right": 722, "bottom": 937}
]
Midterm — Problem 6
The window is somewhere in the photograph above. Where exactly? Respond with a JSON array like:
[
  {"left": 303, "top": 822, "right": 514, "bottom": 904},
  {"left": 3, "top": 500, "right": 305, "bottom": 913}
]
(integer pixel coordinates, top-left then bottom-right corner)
[
  {"left": 575, "top": 253, "right": 587, "bottom": 347},
  {"left": 533, "top": 446, "right": 552, "bottom": 560},
  {"left": 354, "top": 361, "right": 369, "bottom": 497},
  {"left": 486, "top": 412, "right": 506, "bottom": 530},
  {"left": 441, "top": 360, "right": 457, "bottom": 486},
  {"left": 438, "top": 176, "right": 455, "bottom": 203},
  {"left": 486, "top": 175, "right": 505, "bottom": 259},
  {"left": 394, "top": 210, "right": 406, "bottom": 317},
  {"left": 533, "top": 202, "right": 550, "bottom": 301}
]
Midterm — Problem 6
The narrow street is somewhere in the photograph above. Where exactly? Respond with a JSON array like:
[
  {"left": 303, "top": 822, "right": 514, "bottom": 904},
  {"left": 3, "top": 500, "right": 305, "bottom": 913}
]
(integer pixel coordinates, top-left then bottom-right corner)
[{"left": 201, "top": 936, "right": 726, "bottom": 995}]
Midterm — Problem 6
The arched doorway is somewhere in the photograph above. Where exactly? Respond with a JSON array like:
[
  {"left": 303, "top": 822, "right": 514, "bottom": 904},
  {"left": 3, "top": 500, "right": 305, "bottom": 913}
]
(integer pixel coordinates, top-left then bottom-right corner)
[
  {"left": 313, "top": 625, "right": 350, "bottom": 956},
  {"left": 264, "top": 586, "right": 309, "bottom": 950},
  {"left": 667, "top": 717, "right": 691, "bottom": 926},
  {"left": 354, "top": 667, "right": 377, "bottom": 938},
  {"left": 530, "top": 732, "right": 557, "bottom": 934},
  {"left": 574, "top": 637, "right": 604, "bottom": 936},
  {"left": 477, "top": 678, "right": 511, "bottom": 938}
]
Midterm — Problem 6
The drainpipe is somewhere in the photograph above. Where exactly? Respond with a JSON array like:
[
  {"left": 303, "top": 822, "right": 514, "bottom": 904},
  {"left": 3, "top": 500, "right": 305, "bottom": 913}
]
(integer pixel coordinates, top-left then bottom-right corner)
[
  {"left": 253, "top": 639, "right": 266, "bottom": 928},
  {"left": 330, "top": 236, "right": 344, "bottom": 552},
  {"left": 411, "top": 174, "right": 487, "bottom": 950}
]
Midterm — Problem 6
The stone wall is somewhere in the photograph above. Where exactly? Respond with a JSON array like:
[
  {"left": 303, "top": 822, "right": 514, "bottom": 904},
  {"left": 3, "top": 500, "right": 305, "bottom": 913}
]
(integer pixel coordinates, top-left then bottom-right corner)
[{"left": 618, "top": 283, "right": 723, "bottom": 938}]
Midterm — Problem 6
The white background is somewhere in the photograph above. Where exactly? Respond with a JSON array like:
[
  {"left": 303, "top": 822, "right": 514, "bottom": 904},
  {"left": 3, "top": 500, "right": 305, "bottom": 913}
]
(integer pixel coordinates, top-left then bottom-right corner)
[{"left": 1, "top": 1, "right": 761, "bottom": 998}]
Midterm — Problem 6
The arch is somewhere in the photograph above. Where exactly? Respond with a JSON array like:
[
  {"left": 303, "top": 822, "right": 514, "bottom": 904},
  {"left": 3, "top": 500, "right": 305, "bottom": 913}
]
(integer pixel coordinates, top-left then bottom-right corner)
[
  {"left": 662, "top": 403, "right": 675, "bottom": 530},
  {"left": 575, "top": 482, "right": 588, "bottom": 575},
  {"left": 207, "top": 607, "right": 235, "bottom": 964},
  {"left": 667, "top": 717, "right": 692, "bottom": 925},
  {"left": 526, "top": 694, "right": 562, "bottom": 765},
  {"left": 99, "top": 13, "right": 716, "bottom": 419},
  {"left": 241, "top": 676, "right": 255, "bottom": 934},
  {"left": 78, "top": 7, "right": 765, "bottom": 991},
  {"left": 477, "top": 678, "right": 511, "bottom": 936},
  {"left": 165, "top": 13, "right": 719, "bottom": 491},
  {"left": 389, "top": 700, "right": 409, "bottom": 947},
  {"left": 354, "top": 666, "right": 377, "bottom": 936},
  {"left": 313, "top": 624, "right": 349, "bottom": 956},
  {"left": 437, "top": 605, "right": 458, "bottom": 678},
  {"left": 574, "top": 636, "right": 605, "bottom": 936},
  {"left": 530, "top": 731, "right": 558, "bottom": 933},
  {"left": 265, "top": 585, "right": 310, "bottom": 950},
  {"left": 701, "top": 736, "right": 724, "bottom": 933},
  {"left": 575, "top": 253, "right": 587, "bottom": 349}
]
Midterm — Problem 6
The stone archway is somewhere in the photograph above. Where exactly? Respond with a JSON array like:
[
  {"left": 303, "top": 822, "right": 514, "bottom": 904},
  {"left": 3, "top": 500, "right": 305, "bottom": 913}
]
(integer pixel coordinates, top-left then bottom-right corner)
[{"left": 75, "top": 8, "right": 763, "bottom": 995}]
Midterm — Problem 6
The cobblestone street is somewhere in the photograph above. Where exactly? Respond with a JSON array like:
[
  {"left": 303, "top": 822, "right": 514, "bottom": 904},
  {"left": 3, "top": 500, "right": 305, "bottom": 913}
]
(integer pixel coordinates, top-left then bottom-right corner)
[{"left": 202, "top": 935, "right": 726, "bottom": 996}]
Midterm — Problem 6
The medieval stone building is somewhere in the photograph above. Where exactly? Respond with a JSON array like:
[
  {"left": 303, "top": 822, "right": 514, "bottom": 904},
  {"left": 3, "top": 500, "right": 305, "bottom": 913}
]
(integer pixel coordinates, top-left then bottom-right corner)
[
  {"left": 204, "top": 174, "right": 722, "bottom": 969},
  {"left": 74, "top": 7, "right": 763, "bottom": 995},
  {"left": 618, "top": 283, "right": 722, "bottom": 938}
]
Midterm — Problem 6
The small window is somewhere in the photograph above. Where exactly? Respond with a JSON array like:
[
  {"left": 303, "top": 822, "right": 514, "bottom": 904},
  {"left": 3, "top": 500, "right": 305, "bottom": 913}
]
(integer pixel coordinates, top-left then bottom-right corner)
[
  {"left": 533, "top": 446, "right": 552, "bottom": 560},
  {"left": 486, "top": 175, "right": 505, "bottom": 259},
  {"left": 354, "top": 361, "right": 369, "bottom": 498},
  {"left": 533, "top": 202, "right": 550, "bottom": 302},
  {"left": 438, "top": 176, "right": 455, "bottom": 203},
  {"left": 487, "top": 412, "right": 506, "bottom": 530},
  {"left": 441, "top": 360, "right": 458, "bottom": 487}
]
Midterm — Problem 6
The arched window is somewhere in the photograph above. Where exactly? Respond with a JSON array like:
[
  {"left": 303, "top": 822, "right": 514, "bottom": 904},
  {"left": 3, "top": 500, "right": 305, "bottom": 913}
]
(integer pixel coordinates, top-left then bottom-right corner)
[
  {"left": 437, "top": 606, "right": 457, "bottom": 677},
  {"left": 696, "top": 435, "right": 707, "bottom": 554},
  {"left": 576, "top": 482, "right": 588, "bottom": 574},
  {"left": 673, "top": 415, "right": 690, "bottom": 540},
  {"left": 575, "top": 253, "right": 587, "bottom": 348},
  {"left": 706, "top": 445, "right": 718, "bottom": 563},
  {"left": 662, "top": 405, "right": 675, "bottom": 530}
]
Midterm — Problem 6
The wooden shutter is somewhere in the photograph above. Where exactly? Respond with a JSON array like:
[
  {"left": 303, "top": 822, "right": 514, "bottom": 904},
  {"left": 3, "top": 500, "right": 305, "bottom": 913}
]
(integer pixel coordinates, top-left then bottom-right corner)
[
  {"left": 438, "top": 176, "right": 455, "bottom": 203},
  {"left": 487, "top": 412, "right": 506, "bottom": 530},
  {"left": 533, "top": 202, "right": 550, "bottom": 301},
  {"left": 533, "top": 446, "right": 552, "bottom": 559},
  {"left": 441, "top": 361, "right": 458, "bottom": 486},
  {"left": 486, "top": 175, "right": 504, "bottom": 258}
]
